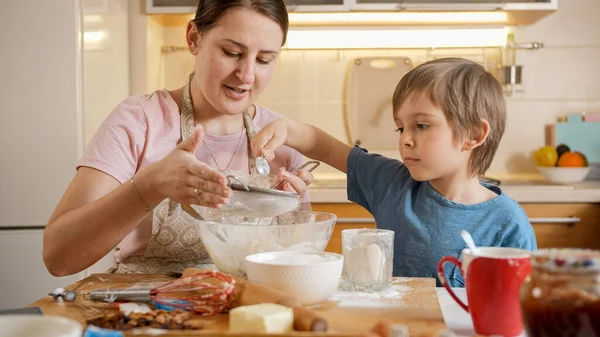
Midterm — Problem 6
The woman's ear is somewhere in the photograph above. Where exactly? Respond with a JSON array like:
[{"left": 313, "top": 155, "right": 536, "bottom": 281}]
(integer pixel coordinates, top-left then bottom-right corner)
[
  {"left": 463, "top": 119, "right": 490, "bottom": 151},
  {"left": 186, "top": 21, "right": 200, "bottom": 55}
]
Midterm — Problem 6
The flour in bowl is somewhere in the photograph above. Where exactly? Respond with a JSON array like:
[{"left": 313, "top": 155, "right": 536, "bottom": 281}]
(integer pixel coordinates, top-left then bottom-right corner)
[{"left": 262, "top": 252, "right": 339, "bottom": 266}]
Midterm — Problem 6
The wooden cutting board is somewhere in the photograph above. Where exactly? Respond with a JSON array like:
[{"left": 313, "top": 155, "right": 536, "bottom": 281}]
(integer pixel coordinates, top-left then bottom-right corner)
[
  {"left": 344, "top": 56, "right": 413, "bottom": 150},
  {"left": 547, "top": 113, "right": 600, "bottom": 180},
  {"left": 28, "top": 274, "right": 447, "bottom": 337}
]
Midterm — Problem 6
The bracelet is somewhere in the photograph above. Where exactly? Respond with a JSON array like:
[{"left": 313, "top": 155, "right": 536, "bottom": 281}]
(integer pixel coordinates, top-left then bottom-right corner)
[{"left": 130, "top": 177, "right": 152, "bottom": 212}]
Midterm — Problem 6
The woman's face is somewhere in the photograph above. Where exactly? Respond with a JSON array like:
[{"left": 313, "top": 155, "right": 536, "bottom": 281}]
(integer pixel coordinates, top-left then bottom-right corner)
[{"left": 187, "top": 7, "right": 284, "bottom": 116}]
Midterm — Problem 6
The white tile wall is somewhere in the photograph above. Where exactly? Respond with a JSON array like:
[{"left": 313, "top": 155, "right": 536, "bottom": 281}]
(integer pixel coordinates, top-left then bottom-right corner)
[{"left": 157, "top": 0, "right": 600, "bottom": 175}]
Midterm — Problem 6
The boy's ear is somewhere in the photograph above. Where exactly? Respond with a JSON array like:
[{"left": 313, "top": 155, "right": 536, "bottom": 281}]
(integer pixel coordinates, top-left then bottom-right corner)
[
  {"left": 463, "top": 119, "right": 490, "bottom": 151},
  {"left": 186, "top": 21, "right": 201, "bottom": 55}
]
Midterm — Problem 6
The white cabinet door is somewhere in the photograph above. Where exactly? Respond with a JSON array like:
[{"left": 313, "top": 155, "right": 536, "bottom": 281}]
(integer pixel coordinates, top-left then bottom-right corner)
[
  {"left": 0, "top": 230, "right": 84, "bottom": 310},
  {"left": 1, "top": 0, "right": 86, "bottom": 311},
  {"left": 0, "top": 1, "right": 83, "bottom": 230}
]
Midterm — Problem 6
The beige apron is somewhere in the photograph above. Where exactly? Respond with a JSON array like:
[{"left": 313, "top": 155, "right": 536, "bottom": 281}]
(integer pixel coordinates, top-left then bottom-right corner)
[{"left": 113, "top": 74, "right": 259, "bottom": 274}]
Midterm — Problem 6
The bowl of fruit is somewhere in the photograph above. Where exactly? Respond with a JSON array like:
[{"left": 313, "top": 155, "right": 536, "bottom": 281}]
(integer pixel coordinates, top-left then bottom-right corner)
[{"left": 534, "top": 144, "right": 590, "bottom": 184}]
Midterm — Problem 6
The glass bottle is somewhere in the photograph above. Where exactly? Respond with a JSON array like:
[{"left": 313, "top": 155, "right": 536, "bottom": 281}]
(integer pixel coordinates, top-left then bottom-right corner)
[{"left": 520, "top": 248, "right": 600, "bottom": 337}]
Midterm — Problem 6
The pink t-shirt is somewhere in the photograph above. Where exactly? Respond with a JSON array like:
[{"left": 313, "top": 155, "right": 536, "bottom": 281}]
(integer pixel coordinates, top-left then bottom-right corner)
[{"left": 77, "top": 89, "right": 308, "bottom": 260}]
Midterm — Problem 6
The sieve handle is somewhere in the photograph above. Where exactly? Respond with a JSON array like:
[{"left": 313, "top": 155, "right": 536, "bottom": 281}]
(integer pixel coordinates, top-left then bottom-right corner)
[{"left": 271, "top": 161, "right": 321, "bottom": 189}]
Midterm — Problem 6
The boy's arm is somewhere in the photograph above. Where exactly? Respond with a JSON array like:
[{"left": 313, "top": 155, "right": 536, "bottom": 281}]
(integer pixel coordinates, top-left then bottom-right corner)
[{"left": 252, "top": 118, "right": 353, "bottom": 173}]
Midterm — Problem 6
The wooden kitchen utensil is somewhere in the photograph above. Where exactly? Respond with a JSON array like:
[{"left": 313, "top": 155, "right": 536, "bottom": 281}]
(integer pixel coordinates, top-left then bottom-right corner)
[{"left": 344, "top": 56, "right": 413, "bottom": 149}]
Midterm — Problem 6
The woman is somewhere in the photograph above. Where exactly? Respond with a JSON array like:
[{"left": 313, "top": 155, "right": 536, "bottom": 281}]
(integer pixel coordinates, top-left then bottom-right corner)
[{"left": 43, "top": 0, "right": 313, "bottom": 276}]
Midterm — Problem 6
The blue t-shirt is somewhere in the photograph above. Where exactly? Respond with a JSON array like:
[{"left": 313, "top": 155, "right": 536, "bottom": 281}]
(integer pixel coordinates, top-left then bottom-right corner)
[{"left": 347, "top": 146, "right": 537, "bottom": 287}]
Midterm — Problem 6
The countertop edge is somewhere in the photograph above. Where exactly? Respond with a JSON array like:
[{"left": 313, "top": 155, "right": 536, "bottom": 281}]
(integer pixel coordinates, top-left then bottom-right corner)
[{"left": 307, "top": 186, "right": 600, "bottom": 204}]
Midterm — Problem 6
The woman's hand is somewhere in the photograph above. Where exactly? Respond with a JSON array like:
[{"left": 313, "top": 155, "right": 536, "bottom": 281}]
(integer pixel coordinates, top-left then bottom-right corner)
[
  {"left": 137, "top": 124, "right": 232, "bottom": 208},
  {"left": 273, "top": 166, "right": 315, "bottom": 197}
]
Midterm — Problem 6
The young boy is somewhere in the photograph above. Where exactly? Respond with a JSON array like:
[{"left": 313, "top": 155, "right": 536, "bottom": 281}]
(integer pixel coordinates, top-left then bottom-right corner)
[{"left": 251, "top": 57, "right": 537, "bottom": 287}]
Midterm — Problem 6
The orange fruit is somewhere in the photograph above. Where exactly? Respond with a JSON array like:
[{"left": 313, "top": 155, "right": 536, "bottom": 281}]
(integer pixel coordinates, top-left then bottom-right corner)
[
  {"left": 574, "top": 151, "right": 589, "bottom": 167},
  {"left": 557, "top": 152, "right": 585, "bottom": 167}
]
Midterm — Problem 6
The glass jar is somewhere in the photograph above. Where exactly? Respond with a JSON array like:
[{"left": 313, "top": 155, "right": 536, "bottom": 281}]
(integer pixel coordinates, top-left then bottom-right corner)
[{"left": 520, "top": 248, "right": 600, "bottom": 337}]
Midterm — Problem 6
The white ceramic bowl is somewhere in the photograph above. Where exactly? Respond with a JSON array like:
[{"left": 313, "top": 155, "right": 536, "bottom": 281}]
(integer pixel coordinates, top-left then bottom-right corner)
[
  {"left": 0, "top": 315, "right": 83, "bottom": 337},
  {"left": 537, "top": 166, "right": 590, "bottom": 184},
  {"left": 245, "top": 251, "right": 343, "bottom": 306}
]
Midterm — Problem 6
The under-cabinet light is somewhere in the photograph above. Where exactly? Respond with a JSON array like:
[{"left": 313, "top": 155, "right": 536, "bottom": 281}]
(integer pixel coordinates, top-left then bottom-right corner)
[
  {"left": 288, "top": 11, "right": 508, "bottom": 26},
  {"left": 285, "top": 27, "right": 508, "bottom": 49}
]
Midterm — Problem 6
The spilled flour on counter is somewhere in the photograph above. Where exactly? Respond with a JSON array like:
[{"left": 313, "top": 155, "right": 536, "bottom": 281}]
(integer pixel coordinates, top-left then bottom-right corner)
[{"left": 328, "top": 284, "right": 412, "bottom": 308}]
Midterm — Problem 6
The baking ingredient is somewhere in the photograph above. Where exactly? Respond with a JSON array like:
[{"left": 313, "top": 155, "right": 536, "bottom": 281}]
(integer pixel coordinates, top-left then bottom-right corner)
[
  {"left": 345, "top": 243, "right": 384, "bottom": 283},
  {"left": 119, "top": 303, "right": 151, "bottom": 316},
  {"left": 87, "top": 309, "right": 203, "bottom": 330},
  {"left": 263, "top": 252, "right": 338, "bottom": 266},
  {"left": 533, "top": 146, "right": 558, "bottom": 167},
  {"left": 229, "top": 303, "right": 294, "bottom": 333},
  {"left": 557, "top": 151, "right": 587, "bottom": 167}
]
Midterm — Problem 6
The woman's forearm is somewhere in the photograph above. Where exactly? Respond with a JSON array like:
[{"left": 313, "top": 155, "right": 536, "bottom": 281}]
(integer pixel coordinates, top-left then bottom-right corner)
[{"left": 43, "top": 169, "right": 163, "bottom": 276}]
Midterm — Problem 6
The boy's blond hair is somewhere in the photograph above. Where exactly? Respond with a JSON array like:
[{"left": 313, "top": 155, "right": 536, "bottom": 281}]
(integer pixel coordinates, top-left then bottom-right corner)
[{"left": 392, "top": 57, "right": 506, "bottom": 177}]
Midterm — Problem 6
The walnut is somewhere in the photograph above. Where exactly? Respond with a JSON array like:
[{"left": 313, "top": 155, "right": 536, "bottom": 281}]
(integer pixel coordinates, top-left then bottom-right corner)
[{"left": 88, "top": 308, "right": 204, "bottom": 331}]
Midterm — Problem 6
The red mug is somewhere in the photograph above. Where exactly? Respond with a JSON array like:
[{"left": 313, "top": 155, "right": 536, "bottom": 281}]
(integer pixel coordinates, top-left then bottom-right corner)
[{"left": 437, "top": 247, "right": 532, "bottom": 337}]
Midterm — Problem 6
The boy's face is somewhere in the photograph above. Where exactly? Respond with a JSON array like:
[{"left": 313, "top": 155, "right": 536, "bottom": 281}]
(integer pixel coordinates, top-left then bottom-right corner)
[{"left": 393, "top": 93, "right": 471, "bottom": 181}]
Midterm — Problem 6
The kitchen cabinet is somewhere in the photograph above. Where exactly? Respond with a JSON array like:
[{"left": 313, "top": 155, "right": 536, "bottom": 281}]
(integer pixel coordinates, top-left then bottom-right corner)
[
  {"left": 145, "top": 0, "right": 557, "bottom": 19},
  {"left": 1, "top": 0, "right": 124, "bottom": 310},
  {"left": 351, "top": 0, "right": 556, "bottom": 11},
  {"left": 145, "top": 0, "right": 349, "bottom": 13},
  {"left": 1, "top": 1, "right": 84, "bottom": 310},
  {"left": 313, "top": 202, "right": 600, "bottom": 254},
  {"left": 145, "top": 0, "right": 197, "bottom": 14},
  {"left": 285, "top": 0, "right": 348, "bottom": 12}
]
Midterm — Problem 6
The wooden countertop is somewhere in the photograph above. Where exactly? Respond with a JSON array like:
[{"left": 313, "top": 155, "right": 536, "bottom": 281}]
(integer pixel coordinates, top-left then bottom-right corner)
[{"left": 28, "top": 274, "right": 448, "bottom": 337}]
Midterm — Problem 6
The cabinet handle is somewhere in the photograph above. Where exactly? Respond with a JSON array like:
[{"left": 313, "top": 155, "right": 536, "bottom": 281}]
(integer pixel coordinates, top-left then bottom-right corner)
[
  {"left": 528, "top": 217, "right": 581, "bottom": 224},
  {"left": 336, "top": 217, "right": 376, "bottom": 224}
]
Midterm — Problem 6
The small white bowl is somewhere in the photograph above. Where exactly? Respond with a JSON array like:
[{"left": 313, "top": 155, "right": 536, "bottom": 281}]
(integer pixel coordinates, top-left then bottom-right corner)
[
  {"left": 245, "top": 251, "right": 343, "bottom": 306},
  {"left": 537, "top": 166, "right": 590, "bottom": 184},
  {"left": 0, "top": 315, "right": 83, "bottom": 337}
]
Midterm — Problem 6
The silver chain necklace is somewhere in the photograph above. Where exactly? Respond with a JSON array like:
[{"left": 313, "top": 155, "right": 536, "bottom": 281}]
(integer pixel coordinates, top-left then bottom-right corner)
[{"left": 202, "top": 128, "right": 245, "bottom": 171}]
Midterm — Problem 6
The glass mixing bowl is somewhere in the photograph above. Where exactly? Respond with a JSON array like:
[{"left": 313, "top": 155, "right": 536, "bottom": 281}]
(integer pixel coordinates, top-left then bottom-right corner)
[{"left": 191, "top": 211, "right": 337, "bottom": 278}]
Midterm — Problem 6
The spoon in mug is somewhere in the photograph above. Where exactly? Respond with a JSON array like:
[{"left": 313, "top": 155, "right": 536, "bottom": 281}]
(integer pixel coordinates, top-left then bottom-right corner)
[{"left": 460, "top": 230, "right": 479, "bottom": 256}]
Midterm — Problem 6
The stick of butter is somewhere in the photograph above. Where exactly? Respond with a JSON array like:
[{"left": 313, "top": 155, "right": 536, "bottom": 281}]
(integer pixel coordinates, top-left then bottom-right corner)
[{"left": 229, "top": 303, "right": 294, "bottom": 333}]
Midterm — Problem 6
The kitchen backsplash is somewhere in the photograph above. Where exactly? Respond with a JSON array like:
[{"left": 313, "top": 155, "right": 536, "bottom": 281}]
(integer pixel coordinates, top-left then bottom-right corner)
[{"left": 155, "top": 0, "right": 600, "bottom": 177}]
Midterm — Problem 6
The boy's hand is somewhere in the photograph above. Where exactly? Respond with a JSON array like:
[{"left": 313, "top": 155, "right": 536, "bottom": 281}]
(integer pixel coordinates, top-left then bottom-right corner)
[{"left": 251, "top": 118, "right": 290, "bottom": 161}]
